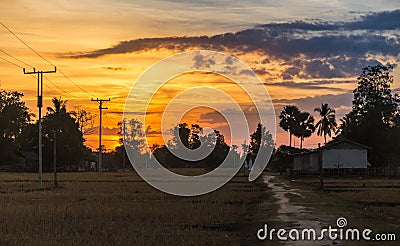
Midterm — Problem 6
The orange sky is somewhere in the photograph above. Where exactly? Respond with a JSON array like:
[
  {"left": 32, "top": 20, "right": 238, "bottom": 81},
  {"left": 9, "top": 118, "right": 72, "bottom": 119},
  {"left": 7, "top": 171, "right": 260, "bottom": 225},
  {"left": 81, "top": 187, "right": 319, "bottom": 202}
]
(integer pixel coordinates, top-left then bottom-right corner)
[{"left": 0, "top": 1, "right": 399, "bottom": 152}]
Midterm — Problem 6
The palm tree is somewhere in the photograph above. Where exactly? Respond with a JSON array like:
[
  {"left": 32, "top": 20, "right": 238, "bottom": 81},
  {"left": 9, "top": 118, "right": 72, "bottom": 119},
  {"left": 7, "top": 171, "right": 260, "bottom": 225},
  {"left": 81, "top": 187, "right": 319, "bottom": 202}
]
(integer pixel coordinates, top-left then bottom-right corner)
[
  {"left": 279, "top": 105, "right": 300, "bottom": 147},
  {"left": 293, "top": 111, "right": 315, "bottom": 149},
  {"left": 314, "top": 103, "right": 337, "bottom": 144},
  {"left": 336, "top": 111, "right": 356, "bottom": 137},
  {"left": 47, "top": 97, "right": 67, "bottom": 115}
]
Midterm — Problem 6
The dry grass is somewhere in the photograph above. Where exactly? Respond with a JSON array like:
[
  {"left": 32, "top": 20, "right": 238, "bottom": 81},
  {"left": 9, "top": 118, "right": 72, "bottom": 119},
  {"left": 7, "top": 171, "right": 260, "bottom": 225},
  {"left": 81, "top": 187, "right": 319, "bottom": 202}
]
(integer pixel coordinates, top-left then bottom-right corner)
[
  {"left": 0, "top": 171, "right": 265, "bottom": 245},
  {"left": 290, "top": 177, "right": 400, "bottom": 227}
]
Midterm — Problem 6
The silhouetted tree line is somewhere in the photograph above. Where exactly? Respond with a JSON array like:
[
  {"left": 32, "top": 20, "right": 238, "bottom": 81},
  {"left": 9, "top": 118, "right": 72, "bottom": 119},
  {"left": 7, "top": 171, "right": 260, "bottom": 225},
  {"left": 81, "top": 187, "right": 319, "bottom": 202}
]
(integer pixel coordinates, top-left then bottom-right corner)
[
  {"left": 0, "top": 94, "right": 91, "bottom": 171},
  {"left": 152, "top": 123, "right": 230, "bottom": 169},
  {"left": 115, "top": 120, "right": 274, "bottom": 170},
  {"left": 1, "top": 64, "right": 398, "bottom": 172}
]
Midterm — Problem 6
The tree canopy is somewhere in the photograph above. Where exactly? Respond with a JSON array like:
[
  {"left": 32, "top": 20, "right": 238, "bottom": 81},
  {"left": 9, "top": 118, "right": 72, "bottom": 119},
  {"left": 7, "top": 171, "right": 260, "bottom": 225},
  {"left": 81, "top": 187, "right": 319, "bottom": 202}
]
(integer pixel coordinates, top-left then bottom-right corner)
[
  {"left": 279, "top": 106, "right": 315, "bottom": 149},
  {"left": 338, "top": 64, "right": 400, "bottom": 166},
  {"left": 0, "top": 90, "right": 31, "bottom": 166},
  {"left": 314, "top": 103, "right": 337, "bottom": 144}
]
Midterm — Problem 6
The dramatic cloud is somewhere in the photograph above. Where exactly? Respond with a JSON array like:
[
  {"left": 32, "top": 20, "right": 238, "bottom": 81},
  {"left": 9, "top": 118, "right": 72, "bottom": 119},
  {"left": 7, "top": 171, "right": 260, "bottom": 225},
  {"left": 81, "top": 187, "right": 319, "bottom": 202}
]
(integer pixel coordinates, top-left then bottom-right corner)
[
  {"left": 281, "top": 57, "right": 383, "bottom": 80},
  {"left": 63, "top": 10, "right": 400, "bottom": 60},
  {"left": 266, "top": 80, "right": 356, "bottom": 92},
  {"left": 62, "top": 10, "right": 399, "bottom": 85},
  {"left": 273, "top": 93, "right": 353, "bottom": 114},
  {"left": 192, "top": 54, "right": 216, "bottom": 69},
  {"left": 84, "top": 126, "right": 119, "bottom": 135},
  {"left": 145, "top": 125, "right": 161, "bottom": 136}
]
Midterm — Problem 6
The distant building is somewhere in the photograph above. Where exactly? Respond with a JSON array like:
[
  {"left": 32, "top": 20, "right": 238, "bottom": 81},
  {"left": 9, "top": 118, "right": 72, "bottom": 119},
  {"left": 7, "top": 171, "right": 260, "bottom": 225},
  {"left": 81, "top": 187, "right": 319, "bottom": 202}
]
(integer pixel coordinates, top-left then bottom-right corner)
[
  {"left": 292, "top": 139, "right": 370, "bottom": 174},
  {"left": 20, "top": 151, "right": 39, "bottom": 172}
]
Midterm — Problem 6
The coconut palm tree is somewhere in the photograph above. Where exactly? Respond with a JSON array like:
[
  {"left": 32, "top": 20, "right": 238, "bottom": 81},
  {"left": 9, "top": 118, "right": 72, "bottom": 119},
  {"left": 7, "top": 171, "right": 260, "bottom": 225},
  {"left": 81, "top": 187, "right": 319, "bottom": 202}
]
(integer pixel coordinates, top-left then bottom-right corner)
[
  {"left": 293, "top": 111, "right": 315, "bottom": 149},
  {"left": 47, "top": 97, "right": 67, "bottom": 115},
  {"left": 279, "top": 105, "right": 300, "bottom": 147},
  {"left": 314, "top": 103, "right": 337, "bottom": 143}
]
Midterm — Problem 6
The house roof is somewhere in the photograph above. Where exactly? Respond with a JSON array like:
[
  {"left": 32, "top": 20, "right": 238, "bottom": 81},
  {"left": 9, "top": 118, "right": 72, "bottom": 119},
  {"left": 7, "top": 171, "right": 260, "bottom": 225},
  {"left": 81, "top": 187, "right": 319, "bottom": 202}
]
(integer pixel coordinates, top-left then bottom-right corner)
[
  {"left": 20, "top": 151, "right": 39, "bottom": 161},
  {"left": 320, "top": 138, "right": 371, "bottom": 150},
  {"left": 292, "top": 138, "right": 371, "bottom": 157},
  {"left": 291, "top": 149, "right": 318, "bottom": 156}
]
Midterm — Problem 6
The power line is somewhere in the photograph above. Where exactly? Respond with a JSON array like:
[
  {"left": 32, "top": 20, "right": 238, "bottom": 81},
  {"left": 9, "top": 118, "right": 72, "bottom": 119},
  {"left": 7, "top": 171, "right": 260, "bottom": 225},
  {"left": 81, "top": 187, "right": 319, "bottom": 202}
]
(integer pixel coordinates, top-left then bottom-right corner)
[
  {"left": 58, "top": 69, "right": 96, "bottom": 97},
  {"left": 0, "top": 20, "right": 95, "bottom": 97},
  {"left": 0, "top": 48, "right": 34, "bottom": 68},
  {"left": 0, "top": 52, "right": 75, "bottom": 99},
  {"left": 0, "top": 21, "right": 55, "bottom": 67},
  {"left": 44, "top": 77, "right": 79, "bottom": 99},
  {"left": 0, "top": 56, "right": 63, "bottom": 97},
  {"left": 0, "top": 55, "right": 24, "bottom": 68},
  {"left": 43, "top": 83, "right": 63, "bottom": 95}
]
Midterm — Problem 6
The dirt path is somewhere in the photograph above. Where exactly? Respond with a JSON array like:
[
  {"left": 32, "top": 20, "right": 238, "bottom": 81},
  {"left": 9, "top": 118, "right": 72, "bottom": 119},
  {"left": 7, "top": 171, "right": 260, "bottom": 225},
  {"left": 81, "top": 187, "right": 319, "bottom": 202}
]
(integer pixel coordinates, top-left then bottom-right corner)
[
  {"left": 262, "top": 175, "right": 342, "bottom": 245},
  {"left": 241, "top": 175, "right": 398, "bottom": 245}
]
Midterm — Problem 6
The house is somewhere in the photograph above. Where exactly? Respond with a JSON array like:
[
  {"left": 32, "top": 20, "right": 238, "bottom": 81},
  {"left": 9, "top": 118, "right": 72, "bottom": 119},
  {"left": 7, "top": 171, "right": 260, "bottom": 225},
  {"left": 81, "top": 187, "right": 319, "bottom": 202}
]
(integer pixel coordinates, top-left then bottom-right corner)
[
  {"left": 20, "top": 151, "right": 39, "bottom": 172},
  {"left": 292, "top": 138, "right": 370, "bottom": 174}
]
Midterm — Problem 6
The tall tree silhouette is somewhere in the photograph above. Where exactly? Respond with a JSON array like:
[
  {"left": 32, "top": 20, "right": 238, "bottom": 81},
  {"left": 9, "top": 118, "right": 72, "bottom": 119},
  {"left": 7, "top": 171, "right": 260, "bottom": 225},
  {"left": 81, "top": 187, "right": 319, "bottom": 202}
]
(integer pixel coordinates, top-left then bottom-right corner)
[
  {"left": 46, "top": 97, "right": 67, "bottom": 115},
  {"left": 249, "top": 122, "right": 274, "bottom": 158},
  {"left": 279, "top": 105, "right": 300, "bottom": 147},
  {"left": 314, "top": 103, "right": 337, "bottom": 144},
  {"left": 41, "top": 97, "right": 87, "bottom": 171},
  {"left": 0, "top": 90, "right": 31, "bottom": 165},
  {"left": 352, "top": 64, "right": 398, "bottom": 125},
  {"left": 338, "top": 64, "right": 400, "bottom": 166},
  {"left": 293, "top": 111, "right": 315, "bottom": 149}
]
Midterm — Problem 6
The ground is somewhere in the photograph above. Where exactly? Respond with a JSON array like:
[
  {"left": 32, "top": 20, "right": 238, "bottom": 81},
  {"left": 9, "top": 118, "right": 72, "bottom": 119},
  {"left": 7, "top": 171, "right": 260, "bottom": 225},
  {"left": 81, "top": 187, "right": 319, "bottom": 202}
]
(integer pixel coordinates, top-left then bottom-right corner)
[
  {"left": 0, "top": 171, "right": 399, "bottom": 245},
  {"left": 250, "top": 175, "right": 400, "bottom": 245}
]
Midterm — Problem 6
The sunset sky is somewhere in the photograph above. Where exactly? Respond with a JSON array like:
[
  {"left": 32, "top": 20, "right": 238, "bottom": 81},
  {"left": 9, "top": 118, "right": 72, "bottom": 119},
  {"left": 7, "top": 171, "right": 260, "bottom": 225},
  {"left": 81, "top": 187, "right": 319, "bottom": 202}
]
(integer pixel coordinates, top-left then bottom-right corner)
[{"left": 0, "top": 0, "right": 399, "bottom": 151}]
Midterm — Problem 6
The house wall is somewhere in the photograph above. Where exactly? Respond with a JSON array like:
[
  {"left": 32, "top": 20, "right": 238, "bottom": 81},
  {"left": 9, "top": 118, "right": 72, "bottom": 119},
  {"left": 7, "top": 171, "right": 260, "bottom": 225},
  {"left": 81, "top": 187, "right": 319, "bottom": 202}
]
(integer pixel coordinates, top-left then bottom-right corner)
[
  {"left": 322, "top": 149, "right": 367, "bottom": 169},
  {"left": 309, "top": 152, "right": 320, "bottom": 171},
  {"left": 293, "top": 155, "right": 306, "bottom": 171},
  {"left": 293, "top": 153, "right": 319, "bottom": 171}
]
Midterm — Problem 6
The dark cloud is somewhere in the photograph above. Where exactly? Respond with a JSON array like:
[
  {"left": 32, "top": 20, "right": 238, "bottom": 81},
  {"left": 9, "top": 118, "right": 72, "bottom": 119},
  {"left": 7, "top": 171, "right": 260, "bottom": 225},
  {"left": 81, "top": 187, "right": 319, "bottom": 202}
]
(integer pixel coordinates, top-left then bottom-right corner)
[
  {"left": 198, "top": 107, "right": 261, "bottom": 125},
  {"left": 252, "top": 67, "right": 270, "bottom": 76},
  {"left": 102, "top": 66, "right": 127, "bottom": 71},
  {"left": 266, "top": 80, "right": 355, "bottom": 92},
  {"left": 84, "top": 126, "right": 119, "bottom": 135},
  {"left": 239, "top": 69, "right": 255, "bottom": 76},
  {"left": 281, "top": 57, "right": 383, "bottom": 79},
  {"left": 145, "top": 126, "right": 161, "bottom": 136},
  {"left": 256, "top": 10, "right": 400, "bottom": 31},
  {"left": 225, "top": 56, "right": 234, "bottom": 65},
  {"left": 62, "top": 10, "right": 400, "bottom": 60},
  {"left": 273, "top": 93, "right": 353, "bottom": 114},
  {"left": 192, "top": 54, "right": 216, "bottom": 69},
  {"left": 240, "top": 67, "right": 270, "bottom": 76},
  {"left": 62, "top": 10, "right": 399, "bottom": 82}
]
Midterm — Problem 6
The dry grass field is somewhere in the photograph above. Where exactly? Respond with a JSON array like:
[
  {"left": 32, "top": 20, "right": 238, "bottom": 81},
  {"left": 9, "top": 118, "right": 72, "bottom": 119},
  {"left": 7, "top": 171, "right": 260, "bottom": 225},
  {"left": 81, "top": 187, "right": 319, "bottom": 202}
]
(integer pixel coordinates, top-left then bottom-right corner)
[
  {"left": 0, "top": 170, "right": 265, "bottom": 245},
  {"left": 2, "top": 172, "right": 399, "bottom": 245},
  {"left": 288, "top": 177, "right": 400, "bottom": 231}
]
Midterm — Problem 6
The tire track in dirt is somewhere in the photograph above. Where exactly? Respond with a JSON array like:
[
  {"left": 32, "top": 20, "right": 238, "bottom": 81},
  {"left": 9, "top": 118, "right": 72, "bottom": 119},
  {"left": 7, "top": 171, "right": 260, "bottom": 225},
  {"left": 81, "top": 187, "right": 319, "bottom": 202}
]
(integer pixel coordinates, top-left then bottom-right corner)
[{"left": 263, "top": 175, "right": 343, "bottom": 245}]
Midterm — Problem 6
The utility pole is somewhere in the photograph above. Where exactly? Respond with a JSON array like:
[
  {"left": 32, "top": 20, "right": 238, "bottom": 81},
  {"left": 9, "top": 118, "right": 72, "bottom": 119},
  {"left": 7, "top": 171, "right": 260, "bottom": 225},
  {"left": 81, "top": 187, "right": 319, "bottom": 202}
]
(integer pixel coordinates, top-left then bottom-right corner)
[
  {"left": 24, "top": 67, "right": 56, "bottom": 188},
  {"left": 91, "top": 98, "right": 110, "bottom": 173},
  {"left": 122, "top": 118, "right": 126, "bottom": 172},
  {"left": 53, "top": 131, "right": 58, "bottom": 188}
]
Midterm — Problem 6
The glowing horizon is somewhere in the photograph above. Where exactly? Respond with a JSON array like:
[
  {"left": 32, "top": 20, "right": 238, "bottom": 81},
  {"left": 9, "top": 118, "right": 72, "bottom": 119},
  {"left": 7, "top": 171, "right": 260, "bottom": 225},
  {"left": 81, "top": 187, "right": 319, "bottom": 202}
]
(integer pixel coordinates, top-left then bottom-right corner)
[{"left": 1, "top": 1, "right": 399, "bottom": 151}]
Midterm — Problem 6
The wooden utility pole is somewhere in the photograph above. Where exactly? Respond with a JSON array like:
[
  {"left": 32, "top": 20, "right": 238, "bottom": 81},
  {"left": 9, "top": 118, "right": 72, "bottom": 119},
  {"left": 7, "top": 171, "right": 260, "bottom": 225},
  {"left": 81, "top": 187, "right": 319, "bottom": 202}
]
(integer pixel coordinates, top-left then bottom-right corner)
[
  {"left": 318, "top": 143, "right": 324, "bottom": 191},
  {"left": 91, "top": 98, "right": 110, "bottom": 173},
  {"left": 53, "top": 131, "right": 58, "bottom": 188},
  {"left": 23, "top": 67, "right": 56, "bottom": 188},
  {"left": 122, "top": 118, "right": 126, "bottom": 172}
]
